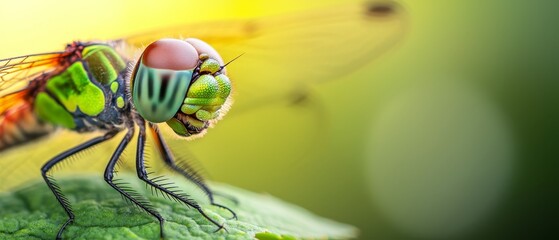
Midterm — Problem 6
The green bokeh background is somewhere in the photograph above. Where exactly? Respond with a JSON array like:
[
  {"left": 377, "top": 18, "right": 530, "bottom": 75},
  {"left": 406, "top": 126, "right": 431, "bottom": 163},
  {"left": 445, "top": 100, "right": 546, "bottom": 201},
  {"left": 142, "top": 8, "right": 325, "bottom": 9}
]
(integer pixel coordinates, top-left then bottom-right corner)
[{"left": 1, "top": 1, "right": 558, "bottom": 239}]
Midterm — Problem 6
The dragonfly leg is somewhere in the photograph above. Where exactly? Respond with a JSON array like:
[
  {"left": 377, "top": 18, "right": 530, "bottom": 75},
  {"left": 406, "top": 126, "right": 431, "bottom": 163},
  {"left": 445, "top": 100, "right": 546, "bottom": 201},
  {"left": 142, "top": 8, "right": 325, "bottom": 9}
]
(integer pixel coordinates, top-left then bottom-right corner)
[
  {"left": 103, "top": 127, "right": 166, "bottom": 239},
  {"left": 149, "top": 123, "right": 238, "bottom": 220},
  {"left": 137, "top": 122, "right": 227, "bottom": 232},
  {"left": 41, "top": 130, "right": 119, "bottom": 240}
]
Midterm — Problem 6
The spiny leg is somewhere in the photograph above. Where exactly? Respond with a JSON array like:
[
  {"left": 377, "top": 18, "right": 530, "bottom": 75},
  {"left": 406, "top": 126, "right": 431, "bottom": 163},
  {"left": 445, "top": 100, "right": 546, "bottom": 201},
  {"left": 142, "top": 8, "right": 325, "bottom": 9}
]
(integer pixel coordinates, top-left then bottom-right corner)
[
  {"left": 103, "top": 127, "right": 165, "bottom": 238},
  {"left": 149, "top": 123, "right": 237, "bottom": 219},
  {"left": 138, "top": 122, "right": 226, "bottom": 231},
  {"left": 41, "top": 130, "right": 119, "bottom": 240}
]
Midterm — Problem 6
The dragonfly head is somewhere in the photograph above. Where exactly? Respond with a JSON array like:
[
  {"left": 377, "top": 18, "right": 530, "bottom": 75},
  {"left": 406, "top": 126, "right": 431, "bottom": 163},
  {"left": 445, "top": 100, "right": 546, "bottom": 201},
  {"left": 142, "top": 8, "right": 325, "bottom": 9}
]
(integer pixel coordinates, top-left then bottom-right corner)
[{"left": 131, "top": 38, "right": 232, "bottom": 137}]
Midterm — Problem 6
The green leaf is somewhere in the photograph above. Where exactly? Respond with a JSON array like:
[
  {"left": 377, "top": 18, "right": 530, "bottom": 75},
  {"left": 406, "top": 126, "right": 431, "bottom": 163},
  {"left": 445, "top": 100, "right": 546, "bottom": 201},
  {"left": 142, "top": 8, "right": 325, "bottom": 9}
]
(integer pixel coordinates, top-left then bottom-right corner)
[{"left": 0, "top": 174, "right": 356, "bottom": 239}]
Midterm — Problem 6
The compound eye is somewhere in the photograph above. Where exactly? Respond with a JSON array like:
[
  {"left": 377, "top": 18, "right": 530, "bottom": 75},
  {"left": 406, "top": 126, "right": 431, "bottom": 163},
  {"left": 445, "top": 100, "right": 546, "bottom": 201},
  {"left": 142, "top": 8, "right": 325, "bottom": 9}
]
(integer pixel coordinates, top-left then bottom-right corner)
[
  {"left": 142, "top": 38, "right": 199, "bottom": 70},
  {"left": 185, "top": 38, "right": 225, "bottom": 66},
  {"left": 131, "top": 39, "right": 198, "bottom": 123}
]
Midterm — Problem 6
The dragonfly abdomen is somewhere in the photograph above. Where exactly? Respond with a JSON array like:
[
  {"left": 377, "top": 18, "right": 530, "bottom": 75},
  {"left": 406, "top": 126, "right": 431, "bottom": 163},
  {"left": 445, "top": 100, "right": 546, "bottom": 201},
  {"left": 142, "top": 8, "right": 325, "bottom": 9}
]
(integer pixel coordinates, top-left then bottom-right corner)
[{"left": 0, "top": 91, "right": 54, "bottom": 151}]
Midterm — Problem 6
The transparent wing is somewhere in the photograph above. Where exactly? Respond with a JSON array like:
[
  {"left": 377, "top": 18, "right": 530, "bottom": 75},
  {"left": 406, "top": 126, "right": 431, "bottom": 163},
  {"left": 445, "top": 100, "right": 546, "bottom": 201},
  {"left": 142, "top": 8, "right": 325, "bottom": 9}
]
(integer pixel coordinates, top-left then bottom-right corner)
[
  {"left": 122, "top": 0, "right": 407, "bottom": 110},
  {"left": 0, "top": 52, "right": 67, "bottom": 97}
]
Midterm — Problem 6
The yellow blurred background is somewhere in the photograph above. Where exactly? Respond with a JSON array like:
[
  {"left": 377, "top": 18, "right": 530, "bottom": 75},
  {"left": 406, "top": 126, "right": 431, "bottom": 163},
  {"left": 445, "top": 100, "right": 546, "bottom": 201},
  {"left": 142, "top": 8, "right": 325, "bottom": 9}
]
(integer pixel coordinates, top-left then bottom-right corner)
[{"left": 1, "top": 0, "right": 558, "bottom": 239}]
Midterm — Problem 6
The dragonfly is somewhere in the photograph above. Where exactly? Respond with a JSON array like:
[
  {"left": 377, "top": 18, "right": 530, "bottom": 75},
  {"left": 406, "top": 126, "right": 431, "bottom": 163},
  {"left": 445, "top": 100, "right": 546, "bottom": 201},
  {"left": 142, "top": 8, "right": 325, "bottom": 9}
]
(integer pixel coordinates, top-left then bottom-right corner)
[{"left": 0, "top": 0, "right": 407, "bottom": 239}]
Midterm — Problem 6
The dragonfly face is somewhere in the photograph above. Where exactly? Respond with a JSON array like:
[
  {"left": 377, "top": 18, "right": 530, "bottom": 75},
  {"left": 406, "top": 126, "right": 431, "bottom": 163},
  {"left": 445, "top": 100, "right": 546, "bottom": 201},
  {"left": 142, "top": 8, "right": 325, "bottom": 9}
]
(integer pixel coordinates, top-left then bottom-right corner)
[{"left": 131, "top": 38, "right": 232, "bottom": 137}]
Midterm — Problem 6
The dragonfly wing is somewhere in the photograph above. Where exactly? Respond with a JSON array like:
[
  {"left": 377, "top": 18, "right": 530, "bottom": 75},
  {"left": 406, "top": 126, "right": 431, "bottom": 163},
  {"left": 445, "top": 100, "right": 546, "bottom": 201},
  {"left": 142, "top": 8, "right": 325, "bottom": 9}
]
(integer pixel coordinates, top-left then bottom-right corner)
[
  {"left": 122, "top": 0, "right": 408, "bottom": 109},
  {"left": 0, "top": 52, "right": 68, "bottom": 96},
  {"left": 0, "top": 89, "right": 27, "bottom": 115}
]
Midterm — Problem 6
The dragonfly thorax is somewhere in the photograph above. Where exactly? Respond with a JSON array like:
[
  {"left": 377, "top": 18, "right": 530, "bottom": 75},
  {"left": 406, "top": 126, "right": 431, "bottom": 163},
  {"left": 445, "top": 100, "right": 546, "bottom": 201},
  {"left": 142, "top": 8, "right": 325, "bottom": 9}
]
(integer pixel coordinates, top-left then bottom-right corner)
[{"left": 27, "top": 43, "right": 130, "bottom": 132}]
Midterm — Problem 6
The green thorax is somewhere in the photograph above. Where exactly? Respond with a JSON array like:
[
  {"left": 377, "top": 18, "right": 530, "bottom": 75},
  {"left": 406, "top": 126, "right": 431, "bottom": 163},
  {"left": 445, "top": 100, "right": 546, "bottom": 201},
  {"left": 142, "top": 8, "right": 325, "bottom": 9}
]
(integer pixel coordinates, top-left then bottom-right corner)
[
  {"left": 82, "top": 45, "right": 127, "bottom": 85},
  {"left": 34, "top": 44, "right": 127, "bottom": 129}
]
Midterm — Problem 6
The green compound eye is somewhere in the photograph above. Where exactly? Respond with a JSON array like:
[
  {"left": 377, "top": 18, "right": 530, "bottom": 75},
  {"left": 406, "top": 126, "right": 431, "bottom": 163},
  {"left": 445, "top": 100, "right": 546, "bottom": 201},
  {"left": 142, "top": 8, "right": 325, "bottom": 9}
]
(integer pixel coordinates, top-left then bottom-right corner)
[
  {"left": 131, "top": 38, "right": 233, "bottom": 137},
  {"left": 132, "top": 64, "right": 193, "bottom": 123},
  {"left": 199, "top": 58, "right": 221, "bottom": 74},
  {"left": 180, "top": 73, "right": 231, "bottom": 120},
  {"left": 131, "top": 39, "right": 197, "bottom": 123}
]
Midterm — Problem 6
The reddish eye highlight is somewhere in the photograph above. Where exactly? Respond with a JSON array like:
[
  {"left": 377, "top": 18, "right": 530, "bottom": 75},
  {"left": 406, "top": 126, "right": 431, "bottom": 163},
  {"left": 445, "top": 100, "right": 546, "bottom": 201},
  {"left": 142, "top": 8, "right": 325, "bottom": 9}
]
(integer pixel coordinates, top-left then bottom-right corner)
[
  {"left": 142, "top": 38, "right": 198, "bottom": 70},
  {"left": 185, "top": 38, "right": 224, "bottom": 65}
]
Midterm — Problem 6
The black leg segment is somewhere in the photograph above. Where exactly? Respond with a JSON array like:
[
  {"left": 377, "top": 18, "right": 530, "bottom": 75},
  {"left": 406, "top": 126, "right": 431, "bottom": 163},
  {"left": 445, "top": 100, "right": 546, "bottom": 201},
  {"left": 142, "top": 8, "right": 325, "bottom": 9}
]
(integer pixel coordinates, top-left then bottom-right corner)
[
  {"left": 149, "top": 123, "right": 237, "bottom": 219},
  {"left": 41, "top": 130, "right": 119, "bottom": 240},
  {"left": 149, "top": 124, "right": 237, "bottom": 219},
  {"left": 137, "top": 122, "right": 226, "bottom": 232},
  {"left": 102, "top": 127, "right": 167, "bottom": 239}
]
